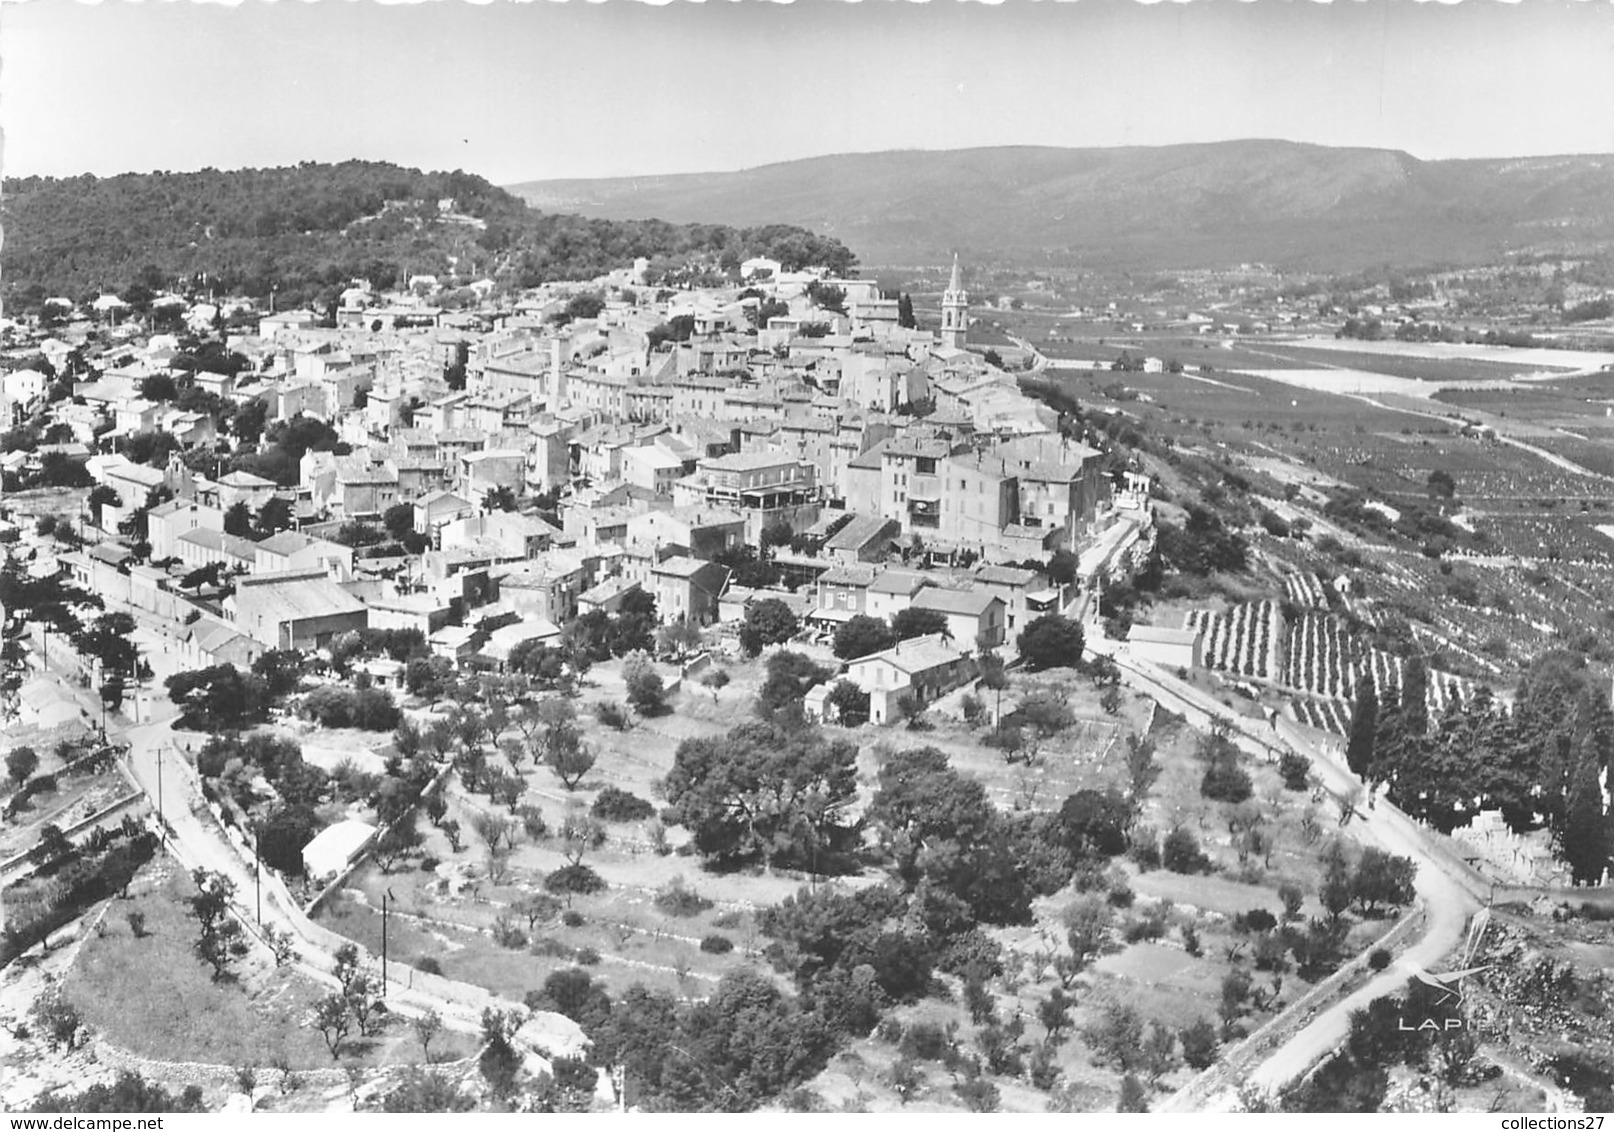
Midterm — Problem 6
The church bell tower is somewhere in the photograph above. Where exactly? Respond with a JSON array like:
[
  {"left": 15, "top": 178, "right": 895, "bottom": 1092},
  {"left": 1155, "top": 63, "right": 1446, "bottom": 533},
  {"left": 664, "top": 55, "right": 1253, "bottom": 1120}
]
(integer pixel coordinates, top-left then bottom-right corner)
[{"left": 940, "top": 253, "right": 968, "bottom": 350}]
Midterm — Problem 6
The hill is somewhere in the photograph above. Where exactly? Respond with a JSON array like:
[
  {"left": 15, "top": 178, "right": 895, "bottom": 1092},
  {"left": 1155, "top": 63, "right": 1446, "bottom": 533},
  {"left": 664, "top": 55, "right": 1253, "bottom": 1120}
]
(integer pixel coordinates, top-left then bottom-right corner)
[
  {"left": 0, "top": 162, "right": 857, "bottom": 312},
  {"left": 508, "top": 141, "right": 1614, "bottom": 272}
]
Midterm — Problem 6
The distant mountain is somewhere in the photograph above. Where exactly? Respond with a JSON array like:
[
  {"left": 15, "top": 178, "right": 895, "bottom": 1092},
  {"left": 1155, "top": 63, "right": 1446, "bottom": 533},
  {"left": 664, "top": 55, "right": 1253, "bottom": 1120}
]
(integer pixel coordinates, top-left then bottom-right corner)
[
  {"left": 509, "top": 141, "right": 1614, "bottom": 272},
  {"left": 0, "top": 162, "right": 857, "bottom": 311}
]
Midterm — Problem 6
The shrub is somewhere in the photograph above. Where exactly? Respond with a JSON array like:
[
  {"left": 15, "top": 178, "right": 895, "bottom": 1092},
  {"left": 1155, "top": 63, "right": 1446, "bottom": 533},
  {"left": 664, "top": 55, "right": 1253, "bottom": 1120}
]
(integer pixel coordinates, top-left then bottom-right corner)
[
  {"left": 1279, "top": 751, "right": 1312, "bottom": 791},
  {"left": 594, "top": 701, "right": 629, "bottom": 731},
  {"left": 699, "top": 933, "right": 735, "bottom": 954},
  {"left": 1162, "top": 827, "right": 1210, "bottom": 874},
  {"left": 530, "top": 936, "right": 575, "bottom": 959},
  {"left": 491, "top": 915, "right": 527, "bottom": 950},
  {"left": 1201, "top": 759, "right": 1253, "bottom": 804},
  {"left": 1180, "top": 1019, "right": 1220, "bottom": 1070},
  {"left": 418, "top": 855, "right": 440, "bottom": 873},
  {"left": 654, "top": 878, "right": 713, "bottom": 918},
  {"left": 415, "top": 957, "right": 443, "bottom": 976},
  {"left": 960, "top": 693, "right": 984, "bottom": 724},
  {"left": 546, "top": 865, "right": 606, "bottom": 897},
  {"left": 1129, "top": 831, "right": 1162, "bottom": 871},
  {"left": 561, "top": 910, "right": 585, "bottom": 928},
  {"left": 591, "top": 786, "right": 656, "bottom": 824},
  {"left": 573, "top": 946, "right": 601, "bottom": 966},
  {"left": 1368, "top": 947, "right": 1392, "bottom": 971},
  {"left": 899, "top": 1021, "right": 956, "bottom": 1064},
  {"left": 1181, "top": 923, "right": 1203, "bottom": 957},
  {"left": 1234, "top": 908, "right": 1278, "bottom": 934},
  {"left": 1124, "top": 917, "right": 1165, "bottom": 944}
]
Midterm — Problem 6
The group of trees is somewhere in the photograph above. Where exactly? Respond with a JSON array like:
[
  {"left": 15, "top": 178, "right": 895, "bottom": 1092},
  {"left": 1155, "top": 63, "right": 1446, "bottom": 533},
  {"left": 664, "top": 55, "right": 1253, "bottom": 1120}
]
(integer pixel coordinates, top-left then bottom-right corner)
[
  {"left": 1345, "top": 650, "right": 1613, "bottom": 884},
  {"left": 663, "top": 712, "right": 860, "bottom": 872},
  {"left": 2, "top": 815, "right": 158, "bottom": 964},
  {"left": 1156, "top": 505, "right": 1249, "bottom": 577},
  {"left": 2, "top": 163, "right": 857, "bottom": 312}
]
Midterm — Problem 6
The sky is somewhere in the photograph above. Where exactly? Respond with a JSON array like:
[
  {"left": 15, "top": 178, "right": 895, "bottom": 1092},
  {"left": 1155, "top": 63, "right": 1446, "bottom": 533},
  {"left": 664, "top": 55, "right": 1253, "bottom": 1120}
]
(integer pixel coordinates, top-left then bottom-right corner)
[{"left": 2, "top": 0, "right": 1613, "bottom": 186}]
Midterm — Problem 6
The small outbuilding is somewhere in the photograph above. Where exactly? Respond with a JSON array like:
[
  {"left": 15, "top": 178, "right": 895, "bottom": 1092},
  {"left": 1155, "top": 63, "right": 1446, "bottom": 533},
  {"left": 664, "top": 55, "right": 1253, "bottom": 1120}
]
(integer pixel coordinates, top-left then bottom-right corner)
[
  {"left": 1125, "top": 624, "right": 1203, "bottom": 670},
  {"left": 300, "top": 818, "right": 377, "bottom": 881}
]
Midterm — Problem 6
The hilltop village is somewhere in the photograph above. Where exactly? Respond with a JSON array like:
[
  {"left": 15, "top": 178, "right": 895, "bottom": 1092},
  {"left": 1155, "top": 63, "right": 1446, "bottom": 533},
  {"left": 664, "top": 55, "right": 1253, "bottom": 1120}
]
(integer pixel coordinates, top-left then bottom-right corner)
[
  {"left": 3, "top": 232, "right": 1612, "bottom": 1118},
  {"left": 2, "top": 253, "right": 1139, "bottom": 687}
]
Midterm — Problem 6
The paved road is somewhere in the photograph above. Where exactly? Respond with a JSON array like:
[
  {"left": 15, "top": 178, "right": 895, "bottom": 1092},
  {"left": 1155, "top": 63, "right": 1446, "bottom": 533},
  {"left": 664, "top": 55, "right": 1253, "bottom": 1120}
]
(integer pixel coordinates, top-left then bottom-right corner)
[
  {"left": 22, "top": 615, "right": 583, "bottom": 1054},
  {"left": 1091, "top": 639, "right": 1486, "bottom": 1105}
]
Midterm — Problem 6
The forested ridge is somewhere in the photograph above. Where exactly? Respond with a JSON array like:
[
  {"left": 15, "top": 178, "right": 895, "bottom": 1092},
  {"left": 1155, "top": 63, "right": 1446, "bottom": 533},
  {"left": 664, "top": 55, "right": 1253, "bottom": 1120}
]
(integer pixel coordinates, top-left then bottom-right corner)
[{"left": 0, "top": 161, "right": 857, "bottom": 311}]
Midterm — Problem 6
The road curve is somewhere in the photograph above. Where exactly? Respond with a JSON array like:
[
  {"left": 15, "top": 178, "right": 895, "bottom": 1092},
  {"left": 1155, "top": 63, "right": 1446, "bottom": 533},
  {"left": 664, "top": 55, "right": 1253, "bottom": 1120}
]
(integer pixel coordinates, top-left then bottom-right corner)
[{"left": 1092, "top": 640, "right": 1485, "bottom": 1106}]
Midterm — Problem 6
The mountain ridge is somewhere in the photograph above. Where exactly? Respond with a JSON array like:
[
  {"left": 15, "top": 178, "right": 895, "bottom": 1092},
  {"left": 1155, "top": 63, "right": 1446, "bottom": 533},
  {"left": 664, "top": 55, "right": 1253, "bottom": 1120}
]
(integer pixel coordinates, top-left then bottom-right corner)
[{"left": 508, "top": 140, "right": 1614, "bottom": 272}]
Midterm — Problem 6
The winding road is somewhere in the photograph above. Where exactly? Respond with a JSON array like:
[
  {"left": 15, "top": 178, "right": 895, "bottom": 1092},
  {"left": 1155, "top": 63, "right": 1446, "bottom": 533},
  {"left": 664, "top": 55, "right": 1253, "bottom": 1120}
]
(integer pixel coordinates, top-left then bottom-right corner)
[
  {"left": 1087, "top": 637, "right": 1488, "bottom": 1108},
  {"left": 19, "top": 608, "right": 583, "bottom": 1057}
]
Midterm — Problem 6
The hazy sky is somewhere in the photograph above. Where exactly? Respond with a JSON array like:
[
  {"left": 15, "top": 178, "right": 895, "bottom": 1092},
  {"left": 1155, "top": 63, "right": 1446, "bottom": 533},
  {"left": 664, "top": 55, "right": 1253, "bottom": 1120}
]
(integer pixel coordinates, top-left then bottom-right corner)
[{"left": 3, "top": 0, "right": 1612, "bottom": 186}]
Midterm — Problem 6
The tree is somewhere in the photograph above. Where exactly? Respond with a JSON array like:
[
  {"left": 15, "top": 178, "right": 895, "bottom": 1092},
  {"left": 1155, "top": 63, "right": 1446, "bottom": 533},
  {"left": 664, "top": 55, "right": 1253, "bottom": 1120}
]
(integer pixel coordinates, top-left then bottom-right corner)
[
  {"left": 1179, "top": 1018, "right": 1220, "bottom": 1070},
  {"left": 29, "top": 985, "right": 85, "bottom": 1051},
  {"left": 543, "top": 726, "right": 596, "bottom": 790},
  {"left": 832, "top": 615, "right": 896, "bottom": 661},
  {"left": 484, "top": 485, "right": 519, "bottom": 513},
  {"left": 1016, "top": 614, "right": 1084, "bottom": 671},
  {"left": 254, "top": 496, "right": 293, "bottom": 537},
  {"left": 656, "top": 620, "right": 703, "bottom": 661},
  {"left": 478, "top": 1007, "right": 525, "bottom": 1099},
  {"left": 86, "top": 485, "right": 121, "bottom": 528},
  {"left": 1279, "top": 751, "right": 1312, "bottom": 792},
  {"left": 1426, "top": 469, "right": 1456, "bottom": 501},
  {"left": 664, "top": 715, "right": 859, "bottom": 871},
  {"left": 1058, "top": 896, "right": 1115, "bottom": 987},
  {"left": 26, "top": 1071, "right": 204, "bottom": 1114},
  {"left": 187, "top": 869, "right": 249, "bottom": 980},
  {"left": 890, "top": 607, "right": 948, "bottom": 642},
  {"left": 1038, "top": 987, "right": 1073, "bottom": 1044},
  {"left": 755, "top": 651, "right": 831, "bottom": 717},
  {"left": 166, "top": 665, "right": 271, "bottom": 730},
  {"left": 824, "top": 680, "right": 870, "bottom": 726},
  {"left": 1400, "top": 653, "right": 1430, "bottom": 739},
  {"left": 75, "top": 612, "right": 140, "bottom": 678},
  {"left": 1319, "top": 843, "right": 1354, "bottom": 922},
  {"left": 1058, "top": 788, "right": 1131, "bottom": 858},
  {"left": 373, "top": 811, "right": 424, "bottom": 873},
  {"left": 1561, "top": 749, "right": 1612, "bottom": 885},
  {"left": 1086, "top": 998, "right": 1144, "bottom": 1071},
  {"left": 6, "top": 746, "right": 39, "bottom": 786},
  {"left": 223, "top": 500, "right": 253, "bottom": 539},
  {"left": 1117, "top": 1073, "right": 1150, "bottom": 1112},
  {"left": 1162, "top": 827, "right": 1208, "bottom": 874},
  {"left": 1125, "top": 734, "right": 1160, "bottom": 803},
  {"left": 1350, "top": 847, "right": 1416, "bottom": 916},
  {"left": 382, "top": 1067, "right": 473, "bottom": 1113},
  {"left": 739, "top": 598, "right": 799, "bottom": 658},
  {"left": 1142, "top": 1021, "right": 1180, "bottom": 1083},
  {"left": 626, "top": 669, "right": 667, "bottom": 716},
  {"left": 700, "top": 669, "right": 730, "bottom": 702},
  {"left": 760, "top": 518, "right": 795, "bottom": 552},
  {"left": 866, "top": 745, "right": 1043, "bottom": 923},
  {"left": 313, "top": 994, "right": 352, "bottom": 1060},
  {"left": 254, "top": 804, "right": 319, "bottom": 875},
  {"left": 897, "top": 293, "right": 917, "bottom": 329}
]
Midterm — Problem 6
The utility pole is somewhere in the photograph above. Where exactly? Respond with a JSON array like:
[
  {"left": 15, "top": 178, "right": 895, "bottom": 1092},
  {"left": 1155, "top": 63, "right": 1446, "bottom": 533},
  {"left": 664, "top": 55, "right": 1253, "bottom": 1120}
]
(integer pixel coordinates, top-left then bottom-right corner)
[
  {"left": 156, "top": 745, "right": 165, "bottom": 833},
  {"left": 254, "top": 826, "right": 262, "bottom": 925},
  {"left": 381, "top": 887, "right": 395, "bottom": 997}
]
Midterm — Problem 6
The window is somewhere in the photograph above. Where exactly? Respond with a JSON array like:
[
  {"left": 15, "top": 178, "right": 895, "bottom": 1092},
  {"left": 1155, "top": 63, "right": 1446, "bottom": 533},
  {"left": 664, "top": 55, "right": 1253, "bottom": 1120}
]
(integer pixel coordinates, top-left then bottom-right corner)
[{"left": 915, "top": 457, "right": 937, "bottom": 475}]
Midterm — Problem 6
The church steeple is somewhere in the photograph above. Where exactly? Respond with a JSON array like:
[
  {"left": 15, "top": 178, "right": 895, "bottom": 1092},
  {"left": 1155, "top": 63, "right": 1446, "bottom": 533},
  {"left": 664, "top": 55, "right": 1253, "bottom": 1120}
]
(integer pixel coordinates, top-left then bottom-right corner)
[{"left": 940, "top": 253, "right": 968, "bottom": 350}]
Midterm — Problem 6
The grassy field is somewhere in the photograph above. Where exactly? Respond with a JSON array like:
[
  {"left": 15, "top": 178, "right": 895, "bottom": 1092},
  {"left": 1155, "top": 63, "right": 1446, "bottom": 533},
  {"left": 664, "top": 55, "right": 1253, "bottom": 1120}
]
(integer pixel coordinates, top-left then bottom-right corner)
[
  {"left": 1254, "top": 343, "right": 1576, "bottom": 383},
  {"left": 65, "top": 863, "right": 476, "bottom": 1070}
]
